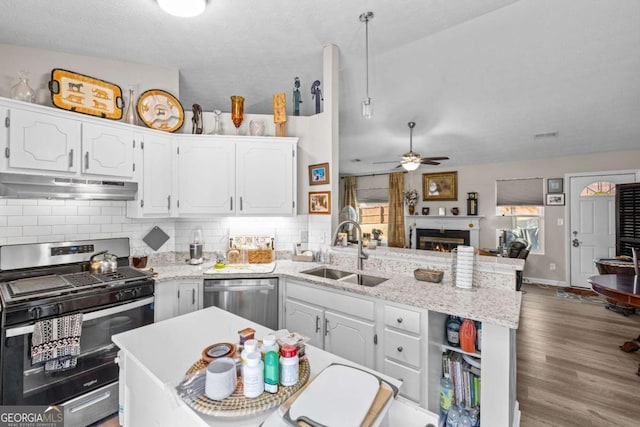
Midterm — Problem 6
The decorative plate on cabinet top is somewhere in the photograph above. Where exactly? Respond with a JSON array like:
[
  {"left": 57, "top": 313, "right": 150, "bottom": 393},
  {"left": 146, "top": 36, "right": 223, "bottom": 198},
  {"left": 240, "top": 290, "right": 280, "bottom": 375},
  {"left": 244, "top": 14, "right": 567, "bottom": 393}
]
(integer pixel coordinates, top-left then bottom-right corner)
[{"left": 137, "top": 89, "right": 184, "bottom": 132}]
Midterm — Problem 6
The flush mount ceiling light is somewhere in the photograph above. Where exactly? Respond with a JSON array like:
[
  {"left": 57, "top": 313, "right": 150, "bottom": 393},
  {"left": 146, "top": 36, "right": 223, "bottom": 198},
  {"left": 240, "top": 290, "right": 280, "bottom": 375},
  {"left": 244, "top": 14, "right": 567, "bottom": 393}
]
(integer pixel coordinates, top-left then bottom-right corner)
[
  {"left": 157, "top": 0, "right": 206, "bottom": 17},
  {"left": 401, "top": 122, "right": 422, "bottom": 171},
  {"left": 360, "top": 11, "right": 374, "bottom": 119}
]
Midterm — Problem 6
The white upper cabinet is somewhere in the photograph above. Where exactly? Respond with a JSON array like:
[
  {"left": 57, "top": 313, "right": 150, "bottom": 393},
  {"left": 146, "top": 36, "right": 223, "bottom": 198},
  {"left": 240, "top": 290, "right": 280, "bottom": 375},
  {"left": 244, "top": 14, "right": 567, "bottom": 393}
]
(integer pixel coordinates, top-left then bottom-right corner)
[
  {"left": 176, "top": 137, "right": 235, "bottom": 215},
  {"left": 236, "top": 139, "right": 296, "bottom": 216},
  {"left": 5, "top": 107, "right": 80, "bottom": 173},
  {"left": 81, "top": 123, "right": 134, "bottom": 178},
  {"left": 127, "top": 132, "right": 174, "bottom": 217},
  {"left": 1, "top": 99, "right": 134, "bottom": 180}
]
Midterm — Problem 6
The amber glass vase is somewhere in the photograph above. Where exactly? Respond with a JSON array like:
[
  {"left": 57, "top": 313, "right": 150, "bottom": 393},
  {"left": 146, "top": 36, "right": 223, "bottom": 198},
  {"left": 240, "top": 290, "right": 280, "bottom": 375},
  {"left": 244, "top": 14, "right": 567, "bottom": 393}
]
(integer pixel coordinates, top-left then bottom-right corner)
[{"left": 230, "top": 96, "right": 245, "bottom": 135}]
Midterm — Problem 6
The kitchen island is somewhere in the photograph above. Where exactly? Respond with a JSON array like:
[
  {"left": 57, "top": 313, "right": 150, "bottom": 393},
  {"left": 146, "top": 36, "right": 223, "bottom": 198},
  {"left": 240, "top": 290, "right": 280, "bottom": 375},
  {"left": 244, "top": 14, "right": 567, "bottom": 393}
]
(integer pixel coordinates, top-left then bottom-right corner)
[
  {"left": 112, "top": 305, "right": 433, "bottom": 426},
  {"left": 136, "top": 247, "right": 521, "bottom": 426}
]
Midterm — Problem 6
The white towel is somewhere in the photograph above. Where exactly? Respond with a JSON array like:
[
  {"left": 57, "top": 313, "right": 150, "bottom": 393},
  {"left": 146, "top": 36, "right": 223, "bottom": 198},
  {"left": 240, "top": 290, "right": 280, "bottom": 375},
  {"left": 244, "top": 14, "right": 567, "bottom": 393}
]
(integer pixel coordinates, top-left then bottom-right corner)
[{"left": 31, "top": 314, "right": 83, "bottom": 372}]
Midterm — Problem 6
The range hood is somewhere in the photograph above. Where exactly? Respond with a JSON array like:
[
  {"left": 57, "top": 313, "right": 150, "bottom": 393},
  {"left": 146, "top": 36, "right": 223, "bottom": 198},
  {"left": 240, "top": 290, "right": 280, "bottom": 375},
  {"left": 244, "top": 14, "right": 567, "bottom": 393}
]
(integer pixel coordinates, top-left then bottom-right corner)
[{"left": 0, "top": 173, "right": 137, "bottom": 201}]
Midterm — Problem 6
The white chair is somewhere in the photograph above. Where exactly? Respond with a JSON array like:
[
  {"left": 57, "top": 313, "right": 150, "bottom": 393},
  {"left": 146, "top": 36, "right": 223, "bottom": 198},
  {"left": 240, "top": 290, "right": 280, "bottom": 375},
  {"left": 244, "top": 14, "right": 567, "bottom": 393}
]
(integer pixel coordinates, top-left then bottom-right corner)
[{"left": 633, "top": 248, "right": 639, "bottom": 276}]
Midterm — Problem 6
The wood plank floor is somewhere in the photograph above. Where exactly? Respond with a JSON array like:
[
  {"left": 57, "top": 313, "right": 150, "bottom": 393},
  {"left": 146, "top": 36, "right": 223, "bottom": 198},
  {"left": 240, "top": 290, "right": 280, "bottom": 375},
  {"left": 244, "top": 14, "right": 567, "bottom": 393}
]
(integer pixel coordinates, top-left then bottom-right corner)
[{"left": 518, "top": 284, "right": 640, "bottom": 426}]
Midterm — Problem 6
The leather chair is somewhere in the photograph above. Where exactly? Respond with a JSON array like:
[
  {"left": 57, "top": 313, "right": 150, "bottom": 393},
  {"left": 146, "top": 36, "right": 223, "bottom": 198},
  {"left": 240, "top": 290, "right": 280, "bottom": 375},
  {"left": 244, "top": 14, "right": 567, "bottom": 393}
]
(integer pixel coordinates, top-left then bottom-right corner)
[{"left": 507, "top": 239, "right": 530, "bottom": 291}]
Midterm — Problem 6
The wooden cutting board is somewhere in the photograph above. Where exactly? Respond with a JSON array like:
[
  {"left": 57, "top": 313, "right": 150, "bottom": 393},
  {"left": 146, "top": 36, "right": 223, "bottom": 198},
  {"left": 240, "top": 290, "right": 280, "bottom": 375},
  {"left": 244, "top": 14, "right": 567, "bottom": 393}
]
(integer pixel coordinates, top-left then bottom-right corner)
[{"left": 279, "top": 364, "right": 395, "bottom": 427}]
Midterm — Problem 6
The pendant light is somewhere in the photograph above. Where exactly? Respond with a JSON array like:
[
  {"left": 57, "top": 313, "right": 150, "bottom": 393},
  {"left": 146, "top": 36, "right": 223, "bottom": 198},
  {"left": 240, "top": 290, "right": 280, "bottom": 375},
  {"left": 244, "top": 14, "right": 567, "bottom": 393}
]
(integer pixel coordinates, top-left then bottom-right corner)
[
  {"left": 157, "top": 0, "right": 206, "bottom": 18},
  {"left": 401, "top": 122, "right": 422, "bottom": 171},
  {"left": 360, "top": 11, "right": 374, "bottom": 119}
]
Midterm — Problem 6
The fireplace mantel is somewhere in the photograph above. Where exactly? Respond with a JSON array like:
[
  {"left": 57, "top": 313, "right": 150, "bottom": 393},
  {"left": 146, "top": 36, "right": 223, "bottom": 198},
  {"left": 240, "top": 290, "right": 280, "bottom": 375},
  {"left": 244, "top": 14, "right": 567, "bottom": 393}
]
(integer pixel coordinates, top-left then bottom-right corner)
[{"left": 405, "top": 215, "right": 483, "bottom": 249}]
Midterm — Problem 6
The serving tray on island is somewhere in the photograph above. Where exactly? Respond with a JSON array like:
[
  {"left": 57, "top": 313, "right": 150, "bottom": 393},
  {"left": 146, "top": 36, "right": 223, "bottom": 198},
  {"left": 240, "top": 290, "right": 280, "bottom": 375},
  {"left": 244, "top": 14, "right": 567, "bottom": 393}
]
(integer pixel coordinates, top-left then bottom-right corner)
[{"left": 178, "top": 357, "right": 310, "bottom": 417}]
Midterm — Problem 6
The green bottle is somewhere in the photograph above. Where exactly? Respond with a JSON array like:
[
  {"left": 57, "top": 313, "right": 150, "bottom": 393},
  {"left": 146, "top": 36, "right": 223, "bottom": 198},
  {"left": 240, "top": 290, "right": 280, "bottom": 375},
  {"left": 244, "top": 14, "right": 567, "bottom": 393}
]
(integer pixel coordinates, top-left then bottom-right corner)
[{"left": 264, "top": 351, "right": 279, "bottom": 393}]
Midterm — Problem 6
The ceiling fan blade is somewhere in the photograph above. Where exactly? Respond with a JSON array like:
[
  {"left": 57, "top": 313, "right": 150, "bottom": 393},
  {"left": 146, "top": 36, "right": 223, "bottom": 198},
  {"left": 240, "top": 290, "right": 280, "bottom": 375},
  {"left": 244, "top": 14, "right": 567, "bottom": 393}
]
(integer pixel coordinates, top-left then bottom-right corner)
[
  {"left": 420, "top": 160, "right": 441, "bottom": 165},
  {"left": 420, "top": 156, "right": 449, "bottom": 161},
  {"left": 372, "top": 160, "right": 400, "bottom": 164}
]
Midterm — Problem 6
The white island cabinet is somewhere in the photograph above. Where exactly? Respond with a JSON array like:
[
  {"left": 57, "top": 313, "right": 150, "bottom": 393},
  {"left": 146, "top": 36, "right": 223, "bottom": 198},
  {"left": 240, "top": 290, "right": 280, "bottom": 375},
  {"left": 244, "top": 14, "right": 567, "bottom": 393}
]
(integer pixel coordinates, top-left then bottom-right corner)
[{"left": 112, "top": 306, "right": 430, "bottom": 427}]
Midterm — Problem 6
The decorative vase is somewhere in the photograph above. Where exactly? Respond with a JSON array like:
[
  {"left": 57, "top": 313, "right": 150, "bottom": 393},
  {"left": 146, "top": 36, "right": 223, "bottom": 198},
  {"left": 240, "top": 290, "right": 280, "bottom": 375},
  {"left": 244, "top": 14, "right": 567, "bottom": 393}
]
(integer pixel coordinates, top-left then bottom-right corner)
[
  {"left": 451, "top": 207, "right": 460, "bottom": 216},
  {"left": 249, "top": 120, "right": 265, "bottom": 136},
  {"left": 212, "top": 110, "right": 222, "bottom": 135},
  {"left": 125, "top": 89, "right": 138, "bottom": 125},
  {"left": 408, "top": 205, "right": 415, "bottom": 215},
  {"left": 11, "top": 72, "right": 36, "bottom": 103},
  {"left": 230, "top": 96, "right": 245, "bottom": 135}
]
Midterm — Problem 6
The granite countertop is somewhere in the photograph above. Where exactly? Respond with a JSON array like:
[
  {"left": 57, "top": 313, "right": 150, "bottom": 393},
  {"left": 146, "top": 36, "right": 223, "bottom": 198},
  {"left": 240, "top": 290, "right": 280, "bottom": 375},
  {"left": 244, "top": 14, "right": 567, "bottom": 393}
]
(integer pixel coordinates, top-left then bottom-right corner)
[{"left": 144, "top": 258, "right": 521, "bottom": 329}]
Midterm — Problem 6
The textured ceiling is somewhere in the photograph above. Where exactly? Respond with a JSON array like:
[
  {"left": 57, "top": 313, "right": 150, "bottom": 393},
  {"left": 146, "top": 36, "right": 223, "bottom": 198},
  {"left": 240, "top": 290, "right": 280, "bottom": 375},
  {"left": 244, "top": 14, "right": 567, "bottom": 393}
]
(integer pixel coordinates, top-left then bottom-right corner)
[{"left": 1, "top": 0, "right": 639, "bottom": 175}]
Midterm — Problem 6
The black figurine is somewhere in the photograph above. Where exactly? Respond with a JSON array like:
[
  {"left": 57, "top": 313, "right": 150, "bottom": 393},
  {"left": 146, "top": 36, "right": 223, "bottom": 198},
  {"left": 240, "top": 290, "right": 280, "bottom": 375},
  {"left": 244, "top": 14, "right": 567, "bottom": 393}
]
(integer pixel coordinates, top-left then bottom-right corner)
[
  {"left": 293, "top": 77, "right": 302, "bottom": 116},
  {"left": 311, "top": 80, "right": 323, "bottom": 114}
]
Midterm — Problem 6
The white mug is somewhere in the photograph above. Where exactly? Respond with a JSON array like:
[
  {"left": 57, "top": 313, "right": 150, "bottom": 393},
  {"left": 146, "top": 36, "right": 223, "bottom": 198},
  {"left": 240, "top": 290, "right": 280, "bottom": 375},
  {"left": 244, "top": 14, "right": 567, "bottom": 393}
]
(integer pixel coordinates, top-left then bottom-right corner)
[{"left": 205, "top": 357, "right": 237, "bottom": 400}]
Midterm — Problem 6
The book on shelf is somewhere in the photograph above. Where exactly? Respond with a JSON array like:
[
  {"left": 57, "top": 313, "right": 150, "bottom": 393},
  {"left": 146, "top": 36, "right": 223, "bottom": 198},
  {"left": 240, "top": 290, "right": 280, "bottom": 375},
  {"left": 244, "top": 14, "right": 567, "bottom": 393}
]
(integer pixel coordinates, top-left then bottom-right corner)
[{"left": 443, "top": 350, "right": 481, "bottom": 409}]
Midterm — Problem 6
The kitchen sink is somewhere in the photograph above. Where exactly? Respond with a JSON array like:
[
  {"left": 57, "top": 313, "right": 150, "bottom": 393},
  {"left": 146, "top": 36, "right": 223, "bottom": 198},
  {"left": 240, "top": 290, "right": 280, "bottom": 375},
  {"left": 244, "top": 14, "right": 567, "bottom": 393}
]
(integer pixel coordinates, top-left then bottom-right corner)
[
  {"left": 301, "top": 267, "right": 353, "bottom": 280},
  {"left": 340, "top": 273, "right": 388, "bottom": 287},
  {"left": 301, "top": 267, "right": 387, "bottom": 287}
]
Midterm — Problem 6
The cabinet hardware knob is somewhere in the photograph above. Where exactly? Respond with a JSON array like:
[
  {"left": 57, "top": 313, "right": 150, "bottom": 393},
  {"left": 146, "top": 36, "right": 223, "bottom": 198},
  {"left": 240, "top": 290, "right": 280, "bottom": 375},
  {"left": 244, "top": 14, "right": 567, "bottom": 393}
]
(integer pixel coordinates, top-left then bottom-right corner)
[
  {"left": 397, "top": 317, "right": 403, "bottom": 323},
  {"left": 315, "top": 316, "right": 320, "bottom": 333},
  {"left": 324, "top": 318, "right": 329, "bottom": 336},
  {"left": 397, "top": 346, "right": 403, "bottom": 352}
]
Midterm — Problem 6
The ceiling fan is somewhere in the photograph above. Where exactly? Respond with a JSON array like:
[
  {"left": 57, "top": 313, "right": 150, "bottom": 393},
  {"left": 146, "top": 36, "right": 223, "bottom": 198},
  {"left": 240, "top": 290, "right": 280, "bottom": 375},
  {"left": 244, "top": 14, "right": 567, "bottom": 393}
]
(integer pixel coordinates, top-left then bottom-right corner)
[{"left": 373, "top": 122, "right": 449, "bottom": 171}]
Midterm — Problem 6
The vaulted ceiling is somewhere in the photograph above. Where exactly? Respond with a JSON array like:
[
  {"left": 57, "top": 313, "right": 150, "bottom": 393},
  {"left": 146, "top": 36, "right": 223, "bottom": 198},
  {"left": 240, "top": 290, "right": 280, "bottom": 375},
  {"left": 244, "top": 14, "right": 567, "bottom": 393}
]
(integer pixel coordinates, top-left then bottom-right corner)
[{"left": 1, "top": 0, "right": 639, "bottom": 175}]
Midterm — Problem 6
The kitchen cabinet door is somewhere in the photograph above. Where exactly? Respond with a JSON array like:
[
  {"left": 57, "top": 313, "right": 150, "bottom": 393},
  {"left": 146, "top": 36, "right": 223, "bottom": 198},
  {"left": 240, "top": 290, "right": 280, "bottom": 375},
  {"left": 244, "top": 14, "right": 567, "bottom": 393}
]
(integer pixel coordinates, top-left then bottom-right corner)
[
  {"left": 284, "top": 299, "right": 323, "bottom": 348},
  {"left": 5, "top": 107, "right": 80, "bottom": 173},
  {"left": 177, "top": 281, "right": 202, "bottom": 316},
  {"left": 154, "top": 280, "right": 178, "bottom": 322},
  {"left": 236, "top": 140, "right": 295, "bottom": 215},
  {"left": 81, "top": 123, "right": 134, "bottom": 178},
  {"left": 139, "top": 133, "right": 173, "bottom": 216},
  {"left": 324, "top": 310, "right": 375, "bottom": 369},
  {"left": 176, "top": 138, "right": 235, "bottom": 215}
]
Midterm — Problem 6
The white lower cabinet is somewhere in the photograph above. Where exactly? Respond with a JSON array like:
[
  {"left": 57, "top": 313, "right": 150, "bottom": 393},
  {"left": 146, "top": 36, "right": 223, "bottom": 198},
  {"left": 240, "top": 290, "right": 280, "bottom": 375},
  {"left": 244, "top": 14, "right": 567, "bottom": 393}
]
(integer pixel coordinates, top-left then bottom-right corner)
[
  {"left": 380, "top": 303, "right": 426, "bottom": 405},
  {"left": 284, "top": 280, "right": 375, "bottom": 369},
  {"left": 154, "top": 280, "right": 203, "bottom": 322}
]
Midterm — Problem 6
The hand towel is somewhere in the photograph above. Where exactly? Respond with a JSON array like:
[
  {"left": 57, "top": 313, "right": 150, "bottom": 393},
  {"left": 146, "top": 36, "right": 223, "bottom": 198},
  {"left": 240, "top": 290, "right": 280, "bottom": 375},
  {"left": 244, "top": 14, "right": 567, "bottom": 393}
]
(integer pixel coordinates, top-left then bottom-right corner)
[{"left": 31, "top": 313, "right": 83, "bottom": 372}]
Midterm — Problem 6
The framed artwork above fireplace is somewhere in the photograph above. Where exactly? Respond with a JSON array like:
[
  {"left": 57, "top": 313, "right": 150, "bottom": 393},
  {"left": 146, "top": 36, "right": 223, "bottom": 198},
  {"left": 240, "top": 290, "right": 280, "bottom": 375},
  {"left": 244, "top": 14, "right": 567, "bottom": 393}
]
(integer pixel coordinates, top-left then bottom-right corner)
[{"left": 423, "top": 171, "right": 458, "bottom": 201}]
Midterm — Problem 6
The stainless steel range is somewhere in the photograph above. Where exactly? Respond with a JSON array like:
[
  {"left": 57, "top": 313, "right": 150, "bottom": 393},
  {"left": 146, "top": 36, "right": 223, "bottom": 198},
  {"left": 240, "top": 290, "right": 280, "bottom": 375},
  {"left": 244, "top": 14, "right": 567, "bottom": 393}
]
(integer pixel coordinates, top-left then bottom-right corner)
[{"left": 0, "top": 238, "right": 154, "bottom": 427}]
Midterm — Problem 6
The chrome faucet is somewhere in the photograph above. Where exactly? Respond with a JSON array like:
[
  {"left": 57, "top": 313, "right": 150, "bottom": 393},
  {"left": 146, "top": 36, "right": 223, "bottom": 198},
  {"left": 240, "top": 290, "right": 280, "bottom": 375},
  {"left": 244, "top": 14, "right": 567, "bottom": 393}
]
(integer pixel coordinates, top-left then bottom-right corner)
[{"left": 331, "top": 220, "right": 368, "bottom": 270}]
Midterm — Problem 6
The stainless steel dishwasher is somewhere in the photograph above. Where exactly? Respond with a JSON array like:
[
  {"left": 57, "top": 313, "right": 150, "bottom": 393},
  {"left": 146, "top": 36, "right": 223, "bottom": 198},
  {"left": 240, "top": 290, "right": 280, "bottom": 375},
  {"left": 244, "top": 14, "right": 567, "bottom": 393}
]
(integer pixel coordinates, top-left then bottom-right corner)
[{"left": 203, "top": 278, "right": 278, "bottom": 329}]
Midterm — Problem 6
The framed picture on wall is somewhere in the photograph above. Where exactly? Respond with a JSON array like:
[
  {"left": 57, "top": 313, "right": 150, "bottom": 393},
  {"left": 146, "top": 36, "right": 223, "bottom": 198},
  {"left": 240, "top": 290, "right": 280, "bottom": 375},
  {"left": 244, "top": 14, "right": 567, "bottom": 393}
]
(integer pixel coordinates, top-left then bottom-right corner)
[
  {"left": 309, "top": 191, "right": 331, "bottom": 214},
  {"left": 308, "top": 163, "right": 330, "bottom": 185},
  {"left": 547, "top": 178, "right": 563, "bottom": 194},
  {"left": 423, "top": 171, "right": 458, "bottom": 201},
  {"left": 546, "top": 193, "right": 565, "bottom": 206}
]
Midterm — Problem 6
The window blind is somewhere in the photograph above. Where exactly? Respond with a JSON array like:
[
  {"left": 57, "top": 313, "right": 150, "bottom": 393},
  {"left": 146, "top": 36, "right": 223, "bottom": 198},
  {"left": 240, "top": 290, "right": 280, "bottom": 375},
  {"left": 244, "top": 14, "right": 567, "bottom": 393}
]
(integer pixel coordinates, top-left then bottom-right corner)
[
  {"left": 356, "top": 174, "right": 389, "bottom": 203},
  {"left": 496, "top": 178, "right": 544, "bottom": 206},
  {"left": 616, "top": 182, "right": 640, "bottom": 257}
]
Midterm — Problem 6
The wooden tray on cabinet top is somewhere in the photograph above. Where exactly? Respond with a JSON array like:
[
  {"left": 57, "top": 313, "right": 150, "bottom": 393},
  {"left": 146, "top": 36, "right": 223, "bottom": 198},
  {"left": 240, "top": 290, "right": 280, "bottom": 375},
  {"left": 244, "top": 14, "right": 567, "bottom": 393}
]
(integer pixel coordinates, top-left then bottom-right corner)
[{"left": 49, "top": 68, "right": 124, "bottom": 119}]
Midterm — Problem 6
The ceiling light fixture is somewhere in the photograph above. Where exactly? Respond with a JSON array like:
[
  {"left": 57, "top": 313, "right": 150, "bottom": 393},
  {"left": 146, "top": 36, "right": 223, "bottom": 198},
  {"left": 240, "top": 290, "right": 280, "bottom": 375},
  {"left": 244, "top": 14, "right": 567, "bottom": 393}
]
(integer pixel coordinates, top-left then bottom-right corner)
[
  {"left": 360, "top": 11, "right": 374, "bottom": 119},
  {"left": 401, "top": 122, "right": 421, "bottom": 171},
  {"left": 157, "top": 0, "right": 206, "bottom": 18}
]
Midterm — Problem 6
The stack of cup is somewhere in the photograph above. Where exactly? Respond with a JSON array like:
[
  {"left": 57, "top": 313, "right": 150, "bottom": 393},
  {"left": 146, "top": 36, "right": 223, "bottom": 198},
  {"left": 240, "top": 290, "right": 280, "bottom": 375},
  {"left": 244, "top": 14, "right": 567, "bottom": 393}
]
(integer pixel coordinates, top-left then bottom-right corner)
[{"left": 455, "top": 246, "right": 475, "bottom": 289}]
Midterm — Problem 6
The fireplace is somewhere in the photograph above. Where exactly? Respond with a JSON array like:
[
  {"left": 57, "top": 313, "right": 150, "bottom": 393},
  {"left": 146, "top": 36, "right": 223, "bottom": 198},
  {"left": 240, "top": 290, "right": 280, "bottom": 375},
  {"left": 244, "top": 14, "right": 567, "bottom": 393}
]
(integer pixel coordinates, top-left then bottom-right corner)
[
  {"left": 407, "top": 215, "right": 481, "bottom": 249},
  {"left": 416, "top": 228, "right": 470, "bottom": 252}
]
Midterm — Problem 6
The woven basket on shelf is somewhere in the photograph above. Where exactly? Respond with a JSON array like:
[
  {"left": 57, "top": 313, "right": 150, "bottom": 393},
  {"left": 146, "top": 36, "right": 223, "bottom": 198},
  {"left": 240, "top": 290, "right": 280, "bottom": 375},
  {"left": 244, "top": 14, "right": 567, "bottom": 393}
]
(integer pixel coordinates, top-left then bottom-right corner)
[{"left": 414, "top": 268, "right": 444, "bottom": 283}]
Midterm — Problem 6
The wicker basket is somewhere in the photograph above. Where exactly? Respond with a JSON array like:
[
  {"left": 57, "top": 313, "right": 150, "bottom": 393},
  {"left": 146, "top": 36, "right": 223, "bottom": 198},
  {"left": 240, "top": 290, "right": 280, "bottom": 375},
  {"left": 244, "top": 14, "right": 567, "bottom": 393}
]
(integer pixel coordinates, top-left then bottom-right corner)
[
  {"left": 248, "top": 249, "right": 273, "bottom": 264},
  {"left": 414, "top": 268, "right": 444, "bottom": 283}
]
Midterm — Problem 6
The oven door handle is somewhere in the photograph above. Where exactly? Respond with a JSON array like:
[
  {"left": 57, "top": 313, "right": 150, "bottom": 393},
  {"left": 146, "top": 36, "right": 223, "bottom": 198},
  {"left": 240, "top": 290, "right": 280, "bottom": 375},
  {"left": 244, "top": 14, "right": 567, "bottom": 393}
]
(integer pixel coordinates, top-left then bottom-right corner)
[{"left": 5, "top": 296, "right": 154, "bottom": 338}]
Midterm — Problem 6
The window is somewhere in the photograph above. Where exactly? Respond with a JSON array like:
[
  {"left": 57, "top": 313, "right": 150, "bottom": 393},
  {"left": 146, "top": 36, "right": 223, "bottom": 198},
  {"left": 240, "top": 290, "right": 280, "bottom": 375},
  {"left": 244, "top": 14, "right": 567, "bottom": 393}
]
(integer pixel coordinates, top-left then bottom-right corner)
[
  {"left": 495, "top": 178, "right": 545, "bottom": 255},
  {"left": 580, "top": 181, "right": 616, "bottom": 197},
  {"left": 356, "top": 175, "right": 389, "bottom": 242},
  {"left": 496, "top": 206, "right": 544, "bottom": 254}
]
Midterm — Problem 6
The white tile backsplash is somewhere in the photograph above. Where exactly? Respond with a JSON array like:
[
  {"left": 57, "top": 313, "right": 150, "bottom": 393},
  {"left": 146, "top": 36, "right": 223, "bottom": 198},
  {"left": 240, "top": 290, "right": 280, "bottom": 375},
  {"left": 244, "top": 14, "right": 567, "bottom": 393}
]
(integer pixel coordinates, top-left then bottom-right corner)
[{"left": 0, "top": 199, "right": 330, "bottom": 256}]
